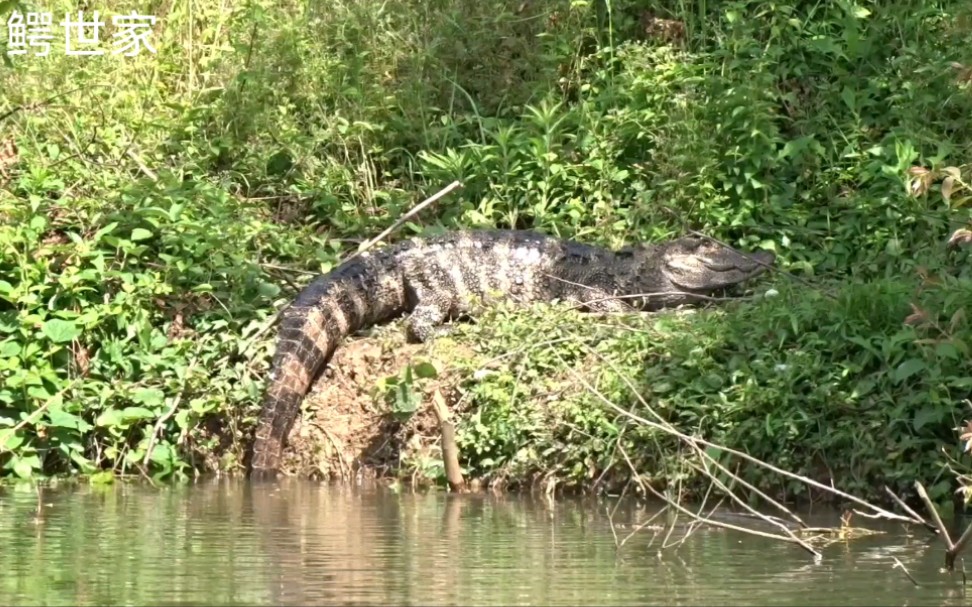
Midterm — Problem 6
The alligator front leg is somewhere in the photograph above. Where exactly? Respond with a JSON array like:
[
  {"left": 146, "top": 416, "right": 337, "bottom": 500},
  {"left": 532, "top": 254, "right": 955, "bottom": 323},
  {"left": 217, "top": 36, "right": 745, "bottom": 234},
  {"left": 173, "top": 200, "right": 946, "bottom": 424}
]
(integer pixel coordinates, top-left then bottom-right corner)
[
  {"left": 567, "top": 288, "right": 634, "bottom": 313},
  {"left": 405, "top": 303, "right": 455, "bottom": 343}
]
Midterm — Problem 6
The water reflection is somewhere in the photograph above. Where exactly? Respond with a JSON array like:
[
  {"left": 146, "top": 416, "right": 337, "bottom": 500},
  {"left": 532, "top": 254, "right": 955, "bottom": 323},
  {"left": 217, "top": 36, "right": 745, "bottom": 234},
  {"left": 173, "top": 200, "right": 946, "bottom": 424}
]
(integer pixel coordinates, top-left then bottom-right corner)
[{"left": 0, "top": 478, "right": 966, "bottom": 606}]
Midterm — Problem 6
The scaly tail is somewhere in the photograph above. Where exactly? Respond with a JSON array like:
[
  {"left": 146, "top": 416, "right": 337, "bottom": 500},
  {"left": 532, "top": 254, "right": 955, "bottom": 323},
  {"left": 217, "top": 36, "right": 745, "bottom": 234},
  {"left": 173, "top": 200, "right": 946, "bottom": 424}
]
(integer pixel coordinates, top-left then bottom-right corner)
[{"left": 249, "top": 303, "right": 339, "bottom": 478}]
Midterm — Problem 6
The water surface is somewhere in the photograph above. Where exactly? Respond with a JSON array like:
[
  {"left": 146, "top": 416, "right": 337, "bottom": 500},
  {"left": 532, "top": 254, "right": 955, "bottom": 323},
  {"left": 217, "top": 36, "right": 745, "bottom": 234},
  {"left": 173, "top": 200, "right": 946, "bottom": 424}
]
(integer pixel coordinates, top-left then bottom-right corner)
[{"left": 0, "top": 478, "right": 965, "bottom": 605}]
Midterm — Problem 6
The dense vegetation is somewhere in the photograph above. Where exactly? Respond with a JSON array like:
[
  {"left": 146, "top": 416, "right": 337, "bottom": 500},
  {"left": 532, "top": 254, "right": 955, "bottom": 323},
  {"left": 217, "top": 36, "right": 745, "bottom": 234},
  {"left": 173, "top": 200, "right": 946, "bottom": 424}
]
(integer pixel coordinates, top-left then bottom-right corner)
[{"left": 2, "top": 0, "right": 972, "bottom": 506}]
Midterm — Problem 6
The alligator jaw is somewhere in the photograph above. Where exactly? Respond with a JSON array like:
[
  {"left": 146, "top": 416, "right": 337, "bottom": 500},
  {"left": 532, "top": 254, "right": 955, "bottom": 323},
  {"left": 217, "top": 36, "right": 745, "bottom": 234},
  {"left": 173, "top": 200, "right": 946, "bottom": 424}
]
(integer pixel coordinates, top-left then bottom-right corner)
[{"left": 662, "top": 237, "right": 775, "bottom": 292}]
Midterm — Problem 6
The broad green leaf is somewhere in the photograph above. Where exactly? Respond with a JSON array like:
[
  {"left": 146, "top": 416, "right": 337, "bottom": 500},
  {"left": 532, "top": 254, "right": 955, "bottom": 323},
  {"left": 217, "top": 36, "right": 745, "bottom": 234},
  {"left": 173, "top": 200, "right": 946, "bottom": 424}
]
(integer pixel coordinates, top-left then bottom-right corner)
[
  {"left": 0, "top": 431, "right": 24, "bottom": 452},
  {"left": 121, "top": 406, "right": 156, "bottom": 421},
  {"left": 413, "top": 361, "right": 439, "bottom": 379},
  {"left": 47, "top": 405, "right": 92, "bottom": 432},
  {"left": 95, "top": 409, "right": 122, "bottom": 427},
  {"left": 131, "top": 388, "right": 165, "bottom": 407},
  {"left": 0, "top": 341, "right": 20, "bottom": 357},
  {"left": 42, "top": 319, "right": 81, "bottom": 343},
  {"left": 893, "top": 359, "right": 925, "bottom": 383},
  {"left": 913, "top": 406, "right": 942, "bottom": 432}
]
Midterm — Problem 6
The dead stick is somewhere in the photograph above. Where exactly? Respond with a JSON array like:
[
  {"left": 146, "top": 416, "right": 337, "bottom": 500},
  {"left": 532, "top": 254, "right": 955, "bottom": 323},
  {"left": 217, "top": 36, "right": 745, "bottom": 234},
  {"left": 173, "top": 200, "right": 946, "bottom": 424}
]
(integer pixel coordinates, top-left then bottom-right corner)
[
  {"left": 884, "top": 485, "right": 937, "bottom": 534},
  {"left": 431, "top": 389, "right": 465, "bottom": 492},
  {"left": 343, "top": 180, "right": 463, "bottom": 265},
  {"left": 640, "top": 481, "right": 818, "bottom": 551},
  {"left": 580, "top": 355, "right": 913, "bottom": 523},
  {"left": 565, "top": 335, "right": 914, "bottom": 526},
  {"left": 126, "top": 149, "right": 158, "bottom": 181},
  {"left": 948, "top": 521, "right": 972, "bottom": 572},
  {"left": 693, "top": 439, "right": 808, "bottom": 529},
  {"left": 688, "top": 459, "right": 820, "bottom": 557},
  {"left": 891, "top": 556, "right": 920, "bottom": 587},
  {"left": 915, "top": 481, "right": 955, "bottom": 550}
]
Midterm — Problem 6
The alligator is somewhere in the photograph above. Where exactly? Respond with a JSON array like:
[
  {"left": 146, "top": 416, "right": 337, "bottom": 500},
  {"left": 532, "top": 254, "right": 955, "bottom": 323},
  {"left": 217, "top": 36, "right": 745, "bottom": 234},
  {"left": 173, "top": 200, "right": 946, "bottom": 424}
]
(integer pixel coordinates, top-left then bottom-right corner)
[{"left": 247, "top": 228, "right": 775, "bottom": 478}]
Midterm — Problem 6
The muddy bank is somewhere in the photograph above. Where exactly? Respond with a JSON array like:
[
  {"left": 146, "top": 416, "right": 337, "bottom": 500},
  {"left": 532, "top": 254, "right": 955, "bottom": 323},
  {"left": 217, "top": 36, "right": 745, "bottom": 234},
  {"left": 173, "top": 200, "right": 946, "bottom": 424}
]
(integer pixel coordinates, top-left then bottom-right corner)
[{"left": 276, "top": 321, "right": 475, "bottom": 483}]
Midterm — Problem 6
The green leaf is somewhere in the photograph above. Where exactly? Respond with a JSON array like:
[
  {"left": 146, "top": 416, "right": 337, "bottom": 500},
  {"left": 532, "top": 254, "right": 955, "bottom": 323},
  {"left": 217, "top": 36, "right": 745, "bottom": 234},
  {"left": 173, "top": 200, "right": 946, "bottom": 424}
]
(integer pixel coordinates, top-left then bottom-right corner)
[
  {"left": 0, "top": 341, "right": 21, "bottom": 357},
  {"left": 148, "top": 441, "right": 174, "bottom": 465},
  {"left": 913, "top": 407, "right": 941, "bottom": 432},
  {"left": 96, "top": 409, "right": 122, "bottom": 427},
  {"left": 413, "top": 361, "right": 439, "bottom": 379},
  {"left": 47, "top": 404, "right": 92, "bottom": 432},
  {"left": 257, "top": 282, "right": 281, "bottom": 298},
  {"left": 10, "top": 454, "right": 40, "bottom": 479},
  {"left": 121, "top": 406, "right": 156, "bottom": 421},
  {"left": 0, "top": 431, "right": 24, "bottom": 451},
  {"left": 130, "top": 228, "right": 153, "bottom": 241},
  {"left": 175, "top": 409, "right": 190, "bottom": 430},
  {"left": 893, "top": 359, "right": 925, "bottom": 383},
  {"left": 89, "top": 471, "right": 115, "bottom": 485},
  {"left": 131, "top": 388, "right": 165, "bottom": 407},
  {"left": 42, "top": 319, "right": 81, "bottom": 343}
]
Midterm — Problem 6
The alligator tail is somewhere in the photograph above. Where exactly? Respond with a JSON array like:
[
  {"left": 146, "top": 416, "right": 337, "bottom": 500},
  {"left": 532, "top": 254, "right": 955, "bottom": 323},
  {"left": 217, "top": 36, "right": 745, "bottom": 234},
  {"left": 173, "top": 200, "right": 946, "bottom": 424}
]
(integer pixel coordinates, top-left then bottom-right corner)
[
  {"left": 248, "top": 252, "right": 407, "bottom": 478},
  {"left": 249, "top": 302, "right": 340, "bottom": 477}
]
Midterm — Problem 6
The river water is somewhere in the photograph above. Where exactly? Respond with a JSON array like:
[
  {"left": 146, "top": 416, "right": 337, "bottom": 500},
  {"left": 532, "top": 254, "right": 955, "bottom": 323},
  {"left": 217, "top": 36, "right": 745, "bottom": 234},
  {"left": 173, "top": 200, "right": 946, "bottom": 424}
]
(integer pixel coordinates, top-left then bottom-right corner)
[{"left": 0, "top": 478, "right": 966, "bottom": 606}]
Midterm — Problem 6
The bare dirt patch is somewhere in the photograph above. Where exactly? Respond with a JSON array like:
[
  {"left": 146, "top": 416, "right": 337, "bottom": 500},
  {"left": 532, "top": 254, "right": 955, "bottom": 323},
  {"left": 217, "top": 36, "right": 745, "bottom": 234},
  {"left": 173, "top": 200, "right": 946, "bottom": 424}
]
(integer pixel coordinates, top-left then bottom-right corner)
[{"left": 276, "top": 322, "right": 476, "bottom": 482}]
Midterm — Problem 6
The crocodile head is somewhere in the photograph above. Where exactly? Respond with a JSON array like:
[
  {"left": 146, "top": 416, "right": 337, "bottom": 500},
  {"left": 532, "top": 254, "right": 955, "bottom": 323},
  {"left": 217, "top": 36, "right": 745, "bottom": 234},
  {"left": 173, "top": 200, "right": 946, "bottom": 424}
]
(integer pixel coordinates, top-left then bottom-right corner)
[{"left": 661, "top": 236, "right": 775, "bottom": 292}]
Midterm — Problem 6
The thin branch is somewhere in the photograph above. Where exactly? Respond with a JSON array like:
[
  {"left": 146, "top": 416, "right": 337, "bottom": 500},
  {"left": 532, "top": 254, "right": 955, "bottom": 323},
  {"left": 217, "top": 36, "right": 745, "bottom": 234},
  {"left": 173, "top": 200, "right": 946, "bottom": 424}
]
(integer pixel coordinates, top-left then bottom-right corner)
[
  {"left": 950, "top": 522, "right": 972, "bottom": 572},
  {"left": 639, "top": 478, "right": 820, "bottom": 552},
  {"left": 571, "top": 335, "right": 896, "bottom": 528},
  {"left": 126, "top": 148, "right": 158, "bottom": 181},
  {"left": 688, "top": 458, "right": 820, "bottom": 557},
  {"left": 143, "top": 355, "right": 200, "bottom": 469},
  {"left": 884, "top": 485, "right": 937, "bottom": 534},
  {"left": 916, "top": 481, "right": 955, "bottom": 550},
  {"left": 0, "top": 85, "right": 103, "bottom": 124},
  {"left": 0, "top": 379, "right": 81, "bottom": 452},
  {"left": 892, "top": 556, "right": 920, "bottom": 587},
  {"left": 342, "top": 180, "right": 463, "bottom": 265},
  {"left": 555, "top": 337, "right": 917, "bottom": 526}
]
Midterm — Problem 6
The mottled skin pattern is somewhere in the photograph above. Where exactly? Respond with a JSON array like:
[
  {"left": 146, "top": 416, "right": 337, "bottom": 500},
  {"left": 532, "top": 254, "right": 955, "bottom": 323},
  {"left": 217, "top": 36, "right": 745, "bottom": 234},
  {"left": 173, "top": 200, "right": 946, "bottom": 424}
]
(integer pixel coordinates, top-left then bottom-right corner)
[{"left": 248, "top": 229, "right": 775, "bottom": 478}]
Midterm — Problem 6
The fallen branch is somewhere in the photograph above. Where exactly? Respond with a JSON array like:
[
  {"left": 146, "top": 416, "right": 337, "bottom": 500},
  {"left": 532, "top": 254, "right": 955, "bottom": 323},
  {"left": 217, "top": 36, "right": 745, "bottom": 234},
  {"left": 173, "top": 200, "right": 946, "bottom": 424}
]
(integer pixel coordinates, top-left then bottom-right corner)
[
  {"left": 430, "top": 389, "right": 465, "bottom": 493},
  {"left": 530, "top": 330, "right": 938, "bottom": 560},
  {"left": 916, "top": 481, "right": 972, "bottom": 572},
  {"left": 639, "top": 477, "right": 821, "bottom": 555},
  {"left": 343, "top": 180, "right": 463, "bottom": 265},
  {"left": 565, "top": 333, "right": 920, "bottom": 527},
  {"left": 126, "top": 148, "right": 158, "bottom": 181},
  {"left": 687, "top": 458, "right": 821, "bottom": 558},
  {"left": 884, "top": 485, "right": 937, "bottom": 534},
  {"left": 892, "top": 556, "right": 921, "bottom": 587}
]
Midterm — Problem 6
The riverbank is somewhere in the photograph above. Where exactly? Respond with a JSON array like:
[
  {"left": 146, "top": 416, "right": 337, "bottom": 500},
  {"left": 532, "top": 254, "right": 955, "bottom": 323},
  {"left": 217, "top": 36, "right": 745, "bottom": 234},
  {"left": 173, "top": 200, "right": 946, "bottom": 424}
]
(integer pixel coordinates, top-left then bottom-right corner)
[{"left": 2, "top": 0, "right": 972, "bottom": 509}]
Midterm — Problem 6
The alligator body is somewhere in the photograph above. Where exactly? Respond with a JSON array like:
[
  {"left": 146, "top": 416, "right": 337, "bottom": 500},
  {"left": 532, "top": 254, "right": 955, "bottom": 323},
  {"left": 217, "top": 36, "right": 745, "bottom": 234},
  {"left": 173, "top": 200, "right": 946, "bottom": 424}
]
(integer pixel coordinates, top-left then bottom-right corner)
[{"left": 248, "top": 229, "right": 775, "bottom": 477}]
